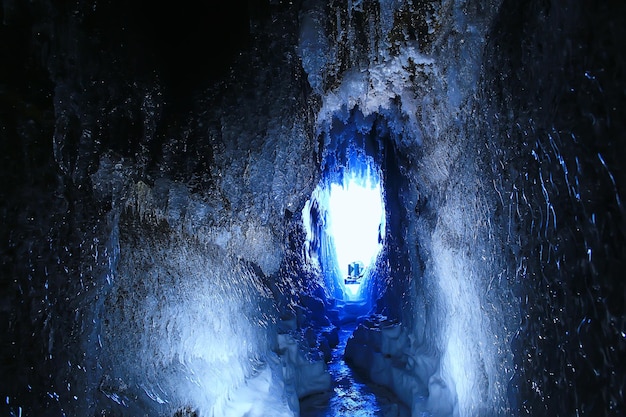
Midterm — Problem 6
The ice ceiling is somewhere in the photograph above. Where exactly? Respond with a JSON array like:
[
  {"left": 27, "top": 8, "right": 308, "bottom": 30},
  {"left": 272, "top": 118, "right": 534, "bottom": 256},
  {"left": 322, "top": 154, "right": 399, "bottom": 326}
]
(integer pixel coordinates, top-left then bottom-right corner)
[{"left": 1, "top": 1, "right": 624, "bottom": 417}]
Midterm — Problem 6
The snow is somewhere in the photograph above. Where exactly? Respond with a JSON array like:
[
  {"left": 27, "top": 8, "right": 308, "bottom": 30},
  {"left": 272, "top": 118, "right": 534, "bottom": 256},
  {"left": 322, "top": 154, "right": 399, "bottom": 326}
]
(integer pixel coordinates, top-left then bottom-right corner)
[
  {"left": 211, "top": 353, "right": 296, "bottom": 417},
  {"left": 278, "top": 333, "right": 332, "bottom": 400}
]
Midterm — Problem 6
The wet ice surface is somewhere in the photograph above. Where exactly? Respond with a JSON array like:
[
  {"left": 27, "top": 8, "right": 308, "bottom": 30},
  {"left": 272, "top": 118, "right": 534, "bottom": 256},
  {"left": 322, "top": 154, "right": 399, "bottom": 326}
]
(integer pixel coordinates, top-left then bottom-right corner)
[{"left": 300, "top": 324, "right": 410, "bottom": 417}]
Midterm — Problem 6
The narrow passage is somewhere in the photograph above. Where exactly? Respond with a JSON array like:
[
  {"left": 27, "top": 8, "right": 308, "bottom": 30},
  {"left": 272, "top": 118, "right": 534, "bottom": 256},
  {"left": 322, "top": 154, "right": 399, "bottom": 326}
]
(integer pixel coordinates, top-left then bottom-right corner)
[{"left": 300, "top": 307, "right": 410, "bottom": 417}]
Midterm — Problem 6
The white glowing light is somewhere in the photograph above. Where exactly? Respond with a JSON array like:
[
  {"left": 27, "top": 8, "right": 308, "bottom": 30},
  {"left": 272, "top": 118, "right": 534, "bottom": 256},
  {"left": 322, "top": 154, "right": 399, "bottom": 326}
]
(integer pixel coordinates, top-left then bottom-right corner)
[{"left": 327, "top": 173, "right": 384, "bottom": 282}]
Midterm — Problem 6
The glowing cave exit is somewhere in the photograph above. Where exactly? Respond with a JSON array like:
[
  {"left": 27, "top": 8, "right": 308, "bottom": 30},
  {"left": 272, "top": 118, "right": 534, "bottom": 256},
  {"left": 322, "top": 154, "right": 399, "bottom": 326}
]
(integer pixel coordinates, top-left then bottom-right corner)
[
  {"left": 328, "top": 173, "right": 384, "bottom": 284},
  {"left": 304, "top": 163, "right": 385, "bottom": 300}
]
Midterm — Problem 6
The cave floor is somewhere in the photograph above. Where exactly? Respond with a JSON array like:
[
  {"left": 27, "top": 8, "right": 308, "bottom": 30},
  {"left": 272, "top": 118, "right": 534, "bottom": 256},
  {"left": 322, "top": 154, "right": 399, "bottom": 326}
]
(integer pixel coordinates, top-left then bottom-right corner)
[{"left": 299, "top": 323, "right": 410, "bottom": 417}]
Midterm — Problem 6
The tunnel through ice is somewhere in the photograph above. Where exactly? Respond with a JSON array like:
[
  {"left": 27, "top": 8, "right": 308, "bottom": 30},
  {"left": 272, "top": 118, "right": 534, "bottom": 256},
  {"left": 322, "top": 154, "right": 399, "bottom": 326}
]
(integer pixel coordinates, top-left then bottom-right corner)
[
  {"left": 2, "top": 0, "right": 625, "bottom": 416},
  {"left": 301, "top": 107, "right": 394, "bottom": 305},
  {"left": 298, "top": 106, "right": 419, "bottom": 416},
  {"left": 303, "top": 146, "right": 385, "bottom": 301}
]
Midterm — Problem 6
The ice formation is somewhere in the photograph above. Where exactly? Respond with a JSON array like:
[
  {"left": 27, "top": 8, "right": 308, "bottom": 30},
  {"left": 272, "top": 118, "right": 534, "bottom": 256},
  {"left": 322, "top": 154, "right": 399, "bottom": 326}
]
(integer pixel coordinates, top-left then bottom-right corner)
[{"left": 1, "top": 1, "right": 624, "bottom": 417}]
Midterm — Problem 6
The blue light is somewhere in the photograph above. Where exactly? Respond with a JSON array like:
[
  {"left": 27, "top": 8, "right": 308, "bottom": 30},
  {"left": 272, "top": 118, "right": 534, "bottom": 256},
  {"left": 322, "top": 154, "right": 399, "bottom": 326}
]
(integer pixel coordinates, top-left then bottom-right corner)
[
  {"left": 328, "top": 173, "right": 384, "bottom": 280},
  {"left": 302, "top": 156, "right": 385, "bottom": 300}
]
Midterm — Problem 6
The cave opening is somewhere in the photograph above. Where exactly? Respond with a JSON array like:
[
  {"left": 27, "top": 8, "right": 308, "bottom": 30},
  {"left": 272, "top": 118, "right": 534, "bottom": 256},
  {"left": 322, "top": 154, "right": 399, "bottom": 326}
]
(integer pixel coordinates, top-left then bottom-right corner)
[
  {"left": 302, "top": 107, "right": 388, "bottom": 305},
  {"left": 304, "top": 161, "right": 385, "bottom": 301},
  {"left": 298, "top": 108, "right": 416, "bottom": 416}
]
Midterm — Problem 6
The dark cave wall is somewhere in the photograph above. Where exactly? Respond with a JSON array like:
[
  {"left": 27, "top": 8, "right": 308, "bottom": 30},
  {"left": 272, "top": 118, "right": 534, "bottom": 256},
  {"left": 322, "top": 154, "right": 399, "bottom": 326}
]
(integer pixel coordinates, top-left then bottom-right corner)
[
  {"left": 1, "top": 2, "right": 130, "bottom": 415},
  {"left": 1, "top": 0, "right": 320, "bottom": 415},
  {"left": 477, "top": 0, "right": 626, "bottom": 415}
]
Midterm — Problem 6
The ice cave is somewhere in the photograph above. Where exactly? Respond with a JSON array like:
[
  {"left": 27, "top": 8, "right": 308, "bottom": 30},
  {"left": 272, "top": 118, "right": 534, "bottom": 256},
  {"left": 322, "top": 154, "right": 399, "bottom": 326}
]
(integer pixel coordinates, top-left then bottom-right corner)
[{"left": 1, "top": 1, "right": 624, "bottom": 416}]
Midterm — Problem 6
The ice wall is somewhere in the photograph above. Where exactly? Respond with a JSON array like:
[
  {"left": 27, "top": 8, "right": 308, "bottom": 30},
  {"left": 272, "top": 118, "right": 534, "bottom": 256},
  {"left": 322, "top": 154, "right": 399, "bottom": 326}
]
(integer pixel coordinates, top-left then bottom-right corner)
[
  {"left": 2, "top": 0, "right": 624, "bottom": 416},
  {"left": 299, "top": 0, "right": 625, "bottom": 416},
  {"left": 1, "top": 2, "right": 330, "bottom": 416},
  {"left": 299, "top": 0, "right": 514, "bottom": 415},
  {"left": 86, "top": 7, "right": 332, "bottom": 415}
]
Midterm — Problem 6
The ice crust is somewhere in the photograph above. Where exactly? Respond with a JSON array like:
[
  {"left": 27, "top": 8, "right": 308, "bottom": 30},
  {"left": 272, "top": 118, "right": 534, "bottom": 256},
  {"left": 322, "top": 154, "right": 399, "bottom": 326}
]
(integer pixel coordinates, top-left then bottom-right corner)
[{"left": 102, "top": 177, "right": 332, "bottom": 416}]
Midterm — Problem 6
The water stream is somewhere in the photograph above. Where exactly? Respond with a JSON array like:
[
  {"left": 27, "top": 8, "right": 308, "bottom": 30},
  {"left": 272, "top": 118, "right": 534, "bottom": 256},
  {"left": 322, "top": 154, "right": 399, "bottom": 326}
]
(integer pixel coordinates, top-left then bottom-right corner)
[{"left": 300, "top": 322, "right": 410, "bottom": 417}]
